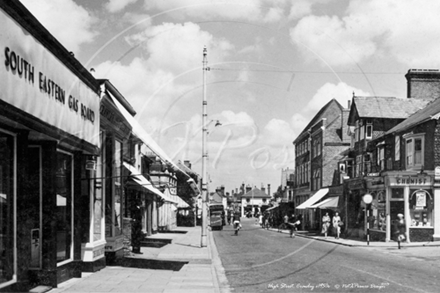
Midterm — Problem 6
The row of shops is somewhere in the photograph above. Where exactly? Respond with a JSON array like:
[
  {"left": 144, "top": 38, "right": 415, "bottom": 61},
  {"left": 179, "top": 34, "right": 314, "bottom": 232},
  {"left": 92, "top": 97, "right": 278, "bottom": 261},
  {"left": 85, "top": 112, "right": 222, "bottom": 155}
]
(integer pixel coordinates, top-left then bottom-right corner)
[
  {"left": 0, "top": 2, "right": 193, "bottom": 292},
  {"left": 267, "top": 171, "right": 440, "bottom": 243}
]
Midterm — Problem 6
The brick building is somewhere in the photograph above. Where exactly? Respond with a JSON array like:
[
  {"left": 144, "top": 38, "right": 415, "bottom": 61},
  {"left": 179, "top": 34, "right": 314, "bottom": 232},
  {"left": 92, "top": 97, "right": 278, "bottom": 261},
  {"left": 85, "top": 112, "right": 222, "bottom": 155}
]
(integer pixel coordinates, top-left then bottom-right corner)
[
  {"left": 340, "top": 69, "right": 440, "bottom": 242},
  {"left": 293, "top": 99, "right": 350, "bottom": 230}
]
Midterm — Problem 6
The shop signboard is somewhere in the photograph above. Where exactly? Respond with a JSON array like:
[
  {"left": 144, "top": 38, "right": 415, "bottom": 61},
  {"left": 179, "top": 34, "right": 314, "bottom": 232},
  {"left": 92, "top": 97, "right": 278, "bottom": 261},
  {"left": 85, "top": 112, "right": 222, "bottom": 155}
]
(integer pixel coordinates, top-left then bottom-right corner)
[
  {"left": 388, "top": 175, "right": 431, "bottom": 186},
  {"left": 1, "top": 10, "right": 99, "bottom": 147}
]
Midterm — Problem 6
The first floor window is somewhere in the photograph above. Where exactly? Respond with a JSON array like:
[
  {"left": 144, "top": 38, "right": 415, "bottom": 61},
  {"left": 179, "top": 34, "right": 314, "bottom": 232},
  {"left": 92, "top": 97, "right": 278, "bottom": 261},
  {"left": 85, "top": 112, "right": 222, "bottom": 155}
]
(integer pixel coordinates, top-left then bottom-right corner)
[{"left": 405, "top": 134, "right": 424, "bottom": 170}]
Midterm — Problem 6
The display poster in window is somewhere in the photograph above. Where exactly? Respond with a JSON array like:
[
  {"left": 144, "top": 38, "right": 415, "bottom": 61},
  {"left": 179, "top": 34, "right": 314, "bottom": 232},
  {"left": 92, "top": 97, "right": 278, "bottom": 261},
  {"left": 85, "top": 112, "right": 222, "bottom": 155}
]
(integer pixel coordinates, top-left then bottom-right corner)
[{"left": 415, "top": 191, "right": 426, "bottom": 209}]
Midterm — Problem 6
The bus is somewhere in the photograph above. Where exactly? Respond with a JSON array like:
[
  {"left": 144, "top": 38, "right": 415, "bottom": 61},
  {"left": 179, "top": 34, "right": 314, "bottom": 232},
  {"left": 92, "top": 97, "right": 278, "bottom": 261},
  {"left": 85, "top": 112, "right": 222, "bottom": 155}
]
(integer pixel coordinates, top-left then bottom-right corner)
[{"left": 209, "top": 203, "right": 225, "bottom": 230}]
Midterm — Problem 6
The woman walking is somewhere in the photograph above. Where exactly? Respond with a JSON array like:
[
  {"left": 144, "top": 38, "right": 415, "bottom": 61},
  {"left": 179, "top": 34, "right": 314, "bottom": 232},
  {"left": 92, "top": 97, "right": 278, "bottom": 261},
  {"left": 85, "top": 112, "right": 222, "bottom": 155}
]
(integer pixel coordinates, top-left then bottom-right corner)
[
  {"left": 332, "top": 212, "right": 342, "bottom": 239},
  {"left": 322, "top": 212, "right": 331, "bottom": 238}
]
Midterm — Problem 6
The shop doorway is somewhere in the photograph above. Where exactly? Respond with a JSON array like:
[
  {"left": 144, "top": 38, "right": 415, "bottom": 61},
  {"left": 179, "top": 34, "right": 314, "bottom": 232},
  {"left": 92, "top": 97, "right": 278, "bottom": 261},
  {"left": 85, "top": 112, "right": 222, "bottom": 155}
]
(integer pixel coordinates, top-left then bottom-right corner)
[
  {"left": 28, "top": 146, "right": 42, "bottom": 269},
  {"left": 390, "top": 201, "right": 404, "bottom": 240},
  {"left": 55, "top": 151, "right": 73, "bottom": 265}
]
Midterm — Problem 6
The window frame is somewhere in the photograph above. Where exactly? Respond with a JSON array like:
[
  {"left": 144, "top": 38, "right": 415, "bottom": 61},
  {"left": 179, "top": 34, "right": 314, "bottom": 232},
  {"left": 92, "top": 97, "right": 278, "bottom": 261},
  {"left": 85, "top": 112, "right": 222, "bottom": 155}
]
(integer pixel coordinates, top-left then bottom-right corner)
[
  {"left": 404, "top": 133, "right": 425, "bottom": 170},
  {"left": 366, "top": 120, "right": 373, "bottom": 140}
]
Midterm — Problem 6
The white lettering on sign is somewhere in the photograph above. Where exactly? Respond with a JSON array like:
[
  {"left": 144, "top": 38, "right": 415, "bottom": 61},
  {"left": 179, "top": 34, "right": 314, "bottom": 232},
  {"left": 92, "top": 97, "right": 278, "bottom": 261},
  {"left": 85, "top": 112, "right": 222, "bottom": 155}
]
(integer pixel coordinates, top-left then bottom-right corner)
[{"left": 1, "top": 10, "right": 99, "bottom": 147}]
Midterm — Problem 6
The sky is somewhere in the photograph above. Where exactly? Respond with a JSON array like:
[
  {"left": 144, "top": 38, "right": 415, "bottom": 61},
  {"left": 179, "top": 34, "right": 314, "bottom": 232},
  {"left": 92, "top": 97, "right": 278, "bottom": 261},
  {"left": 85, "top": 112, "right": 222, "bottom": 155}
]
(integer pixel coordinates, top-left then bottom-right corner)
[{"left": 19, "top": 0, "right": 440, "bottom": 195}]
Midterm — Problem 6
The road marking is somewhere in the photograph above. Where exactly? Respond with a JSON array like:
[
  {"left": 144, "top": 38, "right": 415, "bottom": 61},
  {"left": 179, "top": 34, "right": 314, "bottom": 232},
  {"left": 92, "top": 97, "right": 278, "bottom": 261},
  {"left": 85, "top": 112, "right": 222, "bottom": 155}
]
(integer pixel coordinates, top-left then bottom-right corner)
[{"left": 228, "top": 239, "right": 316, "bottom": 271}]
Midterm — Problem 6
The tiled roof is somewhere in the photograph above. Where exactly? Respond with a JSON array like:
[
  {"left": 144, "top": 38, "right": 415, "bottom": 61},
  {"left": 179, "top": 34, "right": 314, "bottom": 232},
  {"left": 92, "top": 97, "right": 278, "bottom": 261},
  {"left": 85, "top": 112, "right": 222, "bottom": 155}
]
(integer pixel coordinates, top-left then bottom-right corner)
[
  {"left": 241, "top": 188, "right": 271, "bottom": 198},
  {"left": 353, "top": 96, "right": 430, "bottom": 119},
  {"left": 387, "top": 98, "right": 440, "bottom": 134}
]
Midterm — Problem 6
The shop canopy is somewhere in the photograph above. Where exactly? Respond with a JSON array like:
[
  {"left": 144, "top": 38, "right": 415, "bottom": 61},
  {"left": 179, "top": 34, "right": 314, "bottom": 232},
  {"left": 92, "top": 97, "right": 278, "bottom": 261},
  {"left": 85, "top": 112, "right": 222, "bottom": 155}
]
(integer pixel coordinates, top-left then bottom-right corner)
[
  {"left": 110, "top": 93, "right": 189, "bottom": 178},
  {"left": 296, "top": 188, "right": 329, "bottom": 209},
  {"left": 124, "top": 162, "right": 177, "bottom": 204},
  {"left": 308, "top": 196, "right": 339, "bottom": 210}
]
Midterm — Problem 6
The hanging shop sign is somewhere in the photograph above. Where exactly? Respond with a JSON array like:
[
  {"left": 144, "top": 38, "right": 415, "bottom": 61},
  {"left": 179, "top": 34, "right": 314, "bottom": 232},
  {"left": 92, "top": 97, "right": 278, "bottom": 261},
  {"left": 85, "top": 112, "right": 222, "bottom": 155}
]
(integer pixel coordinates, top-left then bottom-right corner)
[{"left": 1, "top": 10, "right": 99, "bottom": 147}]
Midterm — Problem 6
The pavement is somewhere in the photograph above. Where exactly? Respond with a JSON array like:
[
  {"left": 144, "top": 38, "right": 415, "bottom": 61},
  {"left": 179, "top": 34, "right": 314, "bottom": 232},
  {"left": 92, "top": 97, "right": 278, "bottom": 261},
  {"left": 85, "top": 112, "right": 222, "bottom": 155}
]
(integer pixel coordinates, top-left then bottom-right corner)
[
  {"left": 44, "top": 223, "right": 440, "bottom": 293},
  {"left": 45, "top": 226, "right": 231, "bottom": 293},
  {"left": 266, "top": 225, "right": 440, "bottom": 248}
]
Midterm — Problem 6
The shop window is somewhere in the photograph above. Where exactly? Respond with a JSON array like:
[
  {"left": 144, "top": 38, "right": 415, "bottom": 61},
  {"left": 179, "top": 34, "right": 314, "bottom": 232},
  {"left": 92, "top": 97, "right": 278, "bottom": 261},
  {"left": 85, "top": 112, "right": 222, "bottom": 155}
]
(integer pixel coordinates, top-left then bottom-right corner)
[
  {"left": 409, "top": 189, "right": 433, "bottom": 227},
  {"left": 56, "top": 151, "right": 73, "bottom": 264},
  {"left": 405, "top": 134, "right": 424, "bottom": 170},
  {"left": 94, "top": 132, "right": 105, "bottom": 242},
  {"left": 371, "top": 191, "right": 386, "bottom": 231},
  {"left": 106, "top": 139, "right": 123, "bottom": 238},
  {"left": 0, "top": 132, "right": 15, "bottom": 285}
]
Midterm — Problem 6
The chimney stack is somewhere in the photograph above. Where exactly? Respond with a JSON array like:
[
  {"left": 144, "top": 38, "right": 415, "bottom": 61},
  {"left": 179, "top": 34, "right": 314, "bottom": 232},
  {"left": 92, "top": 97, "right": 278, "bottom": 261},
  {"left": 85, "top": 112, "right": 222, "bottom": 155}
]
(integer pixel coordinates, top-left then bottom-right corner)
[
  {"left": 406, "top": 69, "right": 440, "bottom": 101},
  {"left": 183, "top": 160, "right": 191, "bottom": 169},
  {"left": 267, "top": 184, "right": 271, "bottom": 197}
]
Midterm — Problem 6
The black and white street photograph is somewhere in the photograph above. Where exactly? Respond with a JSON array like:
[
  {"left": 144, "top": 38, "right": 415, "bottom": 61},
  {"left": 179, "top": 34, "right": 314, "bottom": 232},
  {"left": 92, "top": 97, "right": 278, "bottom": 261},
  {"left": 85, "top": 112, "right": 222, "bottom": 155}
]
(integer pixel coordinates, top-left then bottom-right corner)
[{"left": 2, "top": 0, "right": 440, "bottom": 292}]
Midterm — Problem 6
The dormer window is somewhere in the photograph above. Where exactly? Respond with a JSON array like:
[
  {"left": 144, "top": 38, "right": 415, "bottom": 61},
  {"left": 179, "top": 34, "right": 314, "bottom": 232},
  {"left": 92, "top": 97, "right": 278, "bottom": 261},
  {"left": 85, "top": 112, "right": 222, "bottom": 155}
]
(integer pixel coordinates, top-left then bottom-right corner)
[{"left": 404, "top": 133, "right": 424, "bottom": 170}]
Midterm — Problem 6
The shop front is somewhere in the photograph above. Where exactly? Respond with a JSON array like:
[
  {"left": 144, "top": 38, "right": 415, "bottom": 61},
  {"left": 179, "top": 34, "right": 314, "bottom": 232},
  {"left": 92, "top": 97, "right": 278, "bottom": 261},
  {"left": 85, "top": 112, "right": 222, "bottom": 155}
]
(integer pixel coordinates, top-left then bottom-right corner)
[
  {"left": 1, "top": 2, "right": 100, "bottom": 291},
  {"left": 384, "top": 172, "right": 435, "bottom": 242}
]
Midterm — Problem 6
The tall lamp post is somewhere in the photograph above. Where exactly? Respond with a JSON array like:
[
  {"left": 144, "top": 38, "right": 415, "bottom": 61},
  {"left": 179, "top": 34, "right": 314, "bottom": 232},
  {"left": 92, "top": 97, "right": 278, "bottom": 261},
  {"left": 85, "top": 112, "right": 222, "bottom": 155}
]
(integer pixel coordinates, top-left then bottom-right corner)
[{"left": 201, "top": 46, "right": 209, "bottom": 247}]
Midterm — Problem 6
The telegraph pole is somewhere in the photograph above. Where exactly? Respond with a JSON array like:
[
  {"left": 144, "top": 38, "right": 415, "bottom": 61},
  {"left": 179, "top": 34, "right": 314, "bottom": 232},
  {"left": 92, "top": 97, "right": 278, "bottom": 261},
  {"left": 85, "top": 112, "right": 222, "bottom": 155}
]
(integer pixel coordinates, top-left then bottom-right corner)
[{"left": 201, "top": 46, "right": 209, "bottom": 247}]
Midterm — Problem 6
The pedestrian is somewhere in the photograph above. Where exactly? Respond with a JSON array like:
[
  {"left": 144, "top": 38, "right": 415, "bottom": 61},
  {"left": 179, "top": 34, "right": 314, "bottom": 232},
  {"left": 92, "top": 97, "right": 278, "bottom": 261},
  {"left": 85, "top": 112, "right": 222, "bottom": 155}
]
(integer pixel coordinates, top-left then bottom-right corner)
[
  {"left": 278, "top": 214, "right": 289, "bottom": 232},
  {"left": 233, "top": 212, "right": 241, "bottom": 235},
  {"left": 394, "top": 213, "right": 406, "bottom": 249},
  {"left": 322, "top": 212, "right": 331, "bottom": 238},
  {"left": 332, "top": 212, "right": 342, "bottom": 239},
  {"left": 288, "top": 214, "right": 300, "bottom": 238},
  {"left": 259, "top": 213, "right": 263, "bottom": 227}
]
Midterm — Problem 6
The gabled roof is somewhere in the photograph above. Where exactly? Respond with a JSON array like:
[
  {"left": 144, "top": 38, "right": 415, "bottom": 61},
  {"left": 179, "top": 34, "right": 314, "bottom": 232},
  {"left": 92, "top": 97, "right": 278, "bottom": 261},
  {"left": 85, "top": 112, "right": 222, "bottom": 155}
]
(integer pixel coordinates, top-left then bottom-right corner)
[
  {"left": 387, "top": 98, "right": 440, "bottom": 134},
  {"left": 348, "top": 96, "right": 430, "bottom": 125},
  {"left": 293, "top": 99, "right": 343, "bottom": 144},
  {"left": 241, "top": 188, "right": 271, "bottom": 199}
]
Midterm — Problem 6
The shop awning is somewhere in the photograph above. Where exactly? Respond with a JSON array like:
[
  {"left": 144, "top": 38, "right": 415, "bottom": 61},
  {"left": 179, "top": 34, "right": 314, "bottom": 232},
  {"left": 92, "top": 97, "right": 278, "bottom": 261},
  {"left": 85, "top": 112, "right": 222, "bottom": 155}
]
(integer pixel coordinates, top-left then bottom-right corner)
[
  {"left": 110, "top": 94, "right": 188, "bottom": 178},
  {"left": 124, "top": 162, "right": 177, "bottom": 204},
  {"left": 308, "top": 196, "right": 339, "bottom": 209},
  {"left": 296, "top": 188, "right": 329, "bottom": 209}
]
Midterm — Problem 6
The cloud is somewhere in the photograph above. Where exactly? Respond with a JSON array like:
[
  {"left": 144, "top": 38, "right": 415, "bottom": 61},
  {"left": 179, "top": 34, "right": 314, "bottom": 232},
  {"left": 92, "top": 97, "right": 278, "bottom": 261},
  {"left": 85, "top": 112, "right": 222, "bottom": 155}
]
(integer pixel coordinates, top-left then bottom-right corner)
[
  {"left": 125, "top": 22, "right": 233, "bottom": 74},
  {"left": 290, "top": 0, "right": 440, "bottom": 68},
  {"left": 20, "top": 0, "right": 97, "bottom": 53},
  {"left": 105, "top": 0, "right": 139, "bottom": 13},
  {"left": 143, "top": 0, "right": 290, "bottom": 23},
  {"left": 93, "top": 22, "right": 234, "bottom": 127},
  {"left": 288, "top": 0, "right": 312, "bottom": 20},
  {"left": 290, "top": 82, "right": 369, "bottom": 135},
  {"left": 261, "top": 119, "right": 295, "bottom": 148}
]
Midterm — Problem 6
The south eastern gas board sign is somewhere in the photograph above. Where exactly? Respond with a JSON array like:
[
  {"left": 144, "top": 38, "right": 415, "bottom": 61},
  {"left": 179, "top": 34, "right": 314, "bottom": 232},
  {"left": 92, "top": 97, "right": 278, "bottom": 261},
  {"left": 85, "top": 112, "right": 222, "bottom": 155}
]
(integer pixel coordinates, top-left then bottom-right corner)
[{"left": 0, "top": 9, "right": 99, "bottom": 147}]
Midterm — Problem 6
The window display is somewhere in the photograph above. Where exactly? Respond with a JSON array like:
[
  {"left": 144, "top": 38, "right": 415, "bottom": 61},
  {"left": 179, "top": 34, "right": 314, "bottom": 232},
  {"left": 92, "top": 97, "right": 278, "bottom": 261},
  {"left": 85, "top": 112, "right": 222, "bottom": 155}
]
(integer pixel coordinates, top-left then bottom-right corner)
[
  {"left": 409, "top": 189, "right": 432, "bottom": 227},
  {"left": 371, "top": 190, "right": 386, "bottom": 231}
]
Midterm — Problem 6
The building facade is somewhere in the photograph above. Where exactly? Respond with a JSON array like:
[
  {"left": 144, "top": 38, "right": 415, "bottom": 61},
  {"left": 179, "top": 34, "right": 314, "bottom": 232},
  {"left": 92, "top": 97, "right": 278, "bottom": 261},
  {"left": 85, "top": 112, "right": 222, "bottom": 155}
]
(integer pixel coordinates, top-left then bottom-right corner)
[
  {"left": 293, "top": 99, "right": 350, "bottom": 230},
  {"left": 1, "top": 1, "right": 100, "bottom": 290}
]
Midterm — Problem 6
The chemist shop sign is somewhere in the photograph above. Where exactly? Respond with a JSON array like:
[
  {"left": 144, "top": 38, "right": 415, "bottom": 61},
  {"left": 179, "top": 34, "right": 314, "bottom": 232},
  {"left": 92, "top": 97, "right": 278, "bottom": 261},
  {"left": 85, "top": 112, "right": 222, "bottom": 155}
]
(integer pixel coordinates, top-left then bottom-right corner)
[
  {"left": 388, "top": 175, "right": 432, "bottom": 186},
  {"left": 0, "top": 10, "right": 99, "bottom": 147}
]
